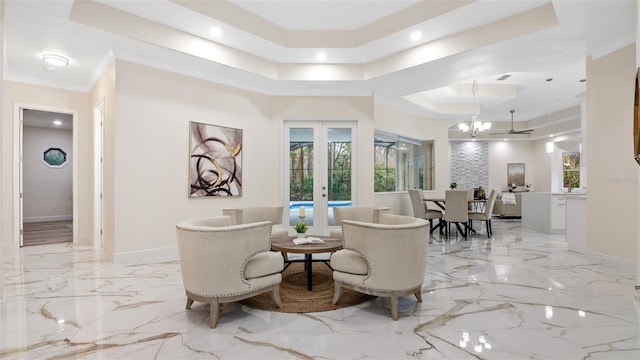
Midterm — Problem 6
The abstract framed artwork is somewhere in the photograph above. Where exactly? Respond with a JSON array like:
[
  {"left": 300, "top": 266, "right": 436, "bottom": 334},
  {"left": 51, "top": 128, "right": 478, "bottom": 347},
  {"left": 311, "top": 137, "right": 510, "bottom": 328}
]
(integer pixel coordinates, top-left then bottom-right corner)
[
  {"left": 634, "top": 67, "right": 640, "bottom": 165},
  {"left": 189, "top": 121, "right": 242, "bottom": 197},
  {"left": 507, "top": 163, "right": 525, "bottom": 187}
]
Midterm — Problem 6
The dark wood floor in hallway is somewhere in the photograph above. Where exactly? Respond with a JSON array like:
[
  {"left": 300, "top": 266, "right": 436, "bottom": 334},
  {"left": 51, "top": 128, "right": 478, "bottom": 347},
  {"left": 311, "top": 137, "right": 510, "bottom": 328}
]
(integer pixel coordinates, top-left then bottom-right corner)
[{"left": 23, "top": 220, "right": 72, "bottom": 246}]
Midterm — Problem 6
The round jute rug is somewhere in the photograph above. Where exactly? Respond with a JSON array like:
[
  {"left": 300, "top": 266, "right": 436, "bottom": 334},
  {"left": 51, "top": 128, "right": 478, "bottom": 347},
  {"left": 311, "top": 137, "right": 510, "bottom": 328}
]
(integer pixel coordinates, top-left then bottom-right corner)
[{"left": 241, "top": 262, "right": 374, "bottom": 313}]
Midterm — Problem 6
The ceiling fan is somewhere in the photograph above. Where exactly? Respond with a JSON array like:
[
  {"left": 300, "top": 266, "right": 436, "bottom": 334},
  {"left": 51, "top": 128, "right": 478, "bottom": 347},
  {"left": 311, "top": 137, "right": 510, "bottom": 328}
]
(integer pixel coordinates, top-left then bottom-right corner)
[{"left": 491, "top": 110, "right": 534, "bottom": 135}]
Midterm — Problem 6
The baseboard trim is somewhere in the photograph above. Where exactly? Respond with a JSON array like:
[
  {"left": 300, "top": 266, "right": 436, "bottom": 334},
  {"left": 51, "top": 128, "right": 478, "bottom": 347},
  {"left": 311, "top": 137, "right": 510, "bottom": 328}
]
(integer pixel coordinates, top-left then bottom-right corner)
[
  {"left": 113, "top": 246, "right": 179, "bottom": 266},
  {"left": 576, "top": 248, "right": 636, "bottom": 266},
  {"left": 24, "top": 215, "right": 72, "bottom": 223}
]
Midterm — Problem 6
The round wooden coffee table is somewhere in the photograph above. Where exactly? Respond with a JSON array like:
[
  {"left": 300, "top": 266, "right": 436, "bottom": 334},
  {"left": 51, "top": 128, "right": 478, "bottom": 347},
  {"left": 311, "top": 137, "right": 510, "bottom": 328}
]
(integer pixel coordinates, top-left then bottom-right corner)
[{"left": 271, "top": 236, "right": 342, "bottom": 291}]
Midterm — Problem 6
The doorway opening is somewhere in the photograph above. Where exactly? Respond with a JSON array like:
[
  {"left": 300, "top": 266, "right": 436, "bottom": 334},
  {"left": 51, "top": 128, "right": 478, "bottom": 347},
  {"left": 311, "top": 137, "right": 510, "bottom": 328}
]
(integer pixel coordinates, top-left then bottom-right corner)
[
  {"left": 14, "top": 105, "right": 78, "bottom": 247},
  {"left": 284, "top": 121, "right": 357, "bottom": 235}
]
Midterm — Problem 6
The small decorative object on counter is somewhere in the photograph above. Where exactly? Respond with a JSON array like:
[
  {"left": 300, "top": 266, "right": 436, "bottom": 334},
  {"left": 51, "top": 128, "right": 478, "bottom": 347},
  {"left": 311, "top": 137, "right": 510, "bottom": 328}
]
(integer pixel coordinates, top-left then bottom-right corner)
[{"left": 477, "top": 186, "right": 486, "bottom": 200}]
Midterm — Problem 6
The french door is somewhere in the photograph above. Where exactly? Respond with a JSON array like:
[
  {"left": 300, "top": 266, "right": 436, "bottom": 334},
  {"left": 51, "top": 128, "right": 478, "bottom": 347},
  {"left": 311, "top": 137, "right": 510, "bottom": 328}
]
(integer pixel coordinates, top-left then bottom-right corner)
[{"left": 285, "top": 121, "right": 356, "bottom": 235}]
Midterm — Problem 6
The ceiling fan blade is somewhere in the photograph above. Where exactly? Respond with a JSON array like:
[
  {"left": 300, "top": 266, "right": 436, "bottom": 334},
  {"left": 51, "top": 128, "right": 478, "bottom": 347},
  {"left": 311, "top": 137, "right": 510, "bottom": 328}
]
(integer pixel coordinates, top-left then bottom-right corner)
[
  {"left": 490, "top": 129, "right": 534, "bottom": 135},
  {"left": 489, "top": 111, "right": 534, "bottom": 135}
]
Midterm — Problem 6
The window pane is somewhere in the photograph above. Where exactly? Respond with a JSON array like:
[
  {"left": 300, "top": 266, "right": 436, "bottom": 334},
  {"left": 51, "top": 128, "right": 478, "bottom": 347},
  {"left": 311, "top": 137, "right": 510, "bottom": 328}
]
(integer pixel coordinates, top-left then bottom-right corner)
[
  {"left": 562, "top": 152, "right": 580, "bottom": 189},
  {"left": 290, "top": 128, "right": 314, "bottom": 225},
  {"left": 374, "top": 131, "right": 434, "bottom": 192},
  {"left": 374, "top": 135, "right": 397, "bottom": 192},
  {"left": 327, "top": 128, "right": 352, "bottom": 202}
]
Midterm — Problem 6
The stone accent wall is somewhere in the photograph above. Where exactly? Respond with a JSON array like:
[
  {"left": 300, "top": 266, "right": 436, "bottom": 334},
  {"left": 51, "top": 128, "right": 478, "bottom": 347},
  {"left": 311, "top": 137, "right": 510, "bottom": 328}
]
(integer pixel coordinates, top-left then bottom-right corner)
[{"left": 450, "top": 141, "right": 488, "bottom": 190}]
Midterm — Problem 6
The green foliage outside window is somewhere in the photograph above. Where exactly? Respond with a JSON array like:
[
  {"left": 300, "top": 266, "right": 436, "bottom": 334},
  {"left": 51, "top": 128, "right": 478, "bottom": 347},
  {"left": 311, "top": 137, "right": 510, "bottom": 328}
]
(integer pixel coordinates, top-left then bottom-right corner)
[
  {"left": 562, "top": 152, "right": 580, "bottom": 189},
  {"left": 289, "top": 141, "right": 352, "bottom": 201},
  {"left": 374, "top": 166, "right": 397, "bottom": 192},
  {"left": 327, "top": 142, "right": 351, "bottom": 201},
  {"left": 374, "top": 131, "right": 433, "bottom": 192}
]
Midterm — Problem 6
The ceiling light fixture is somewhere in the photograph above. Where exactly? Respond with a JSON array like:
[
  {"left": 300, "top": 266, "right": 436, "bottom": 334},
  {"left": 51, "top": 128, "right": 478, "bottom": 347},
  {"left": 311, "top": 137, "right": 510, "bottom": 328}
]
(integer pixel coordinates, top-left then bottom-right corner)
[
  {"left": 53, "top": 120, "right": 62, "bottom": 126},
  {"left": 316, "top": 52, "right": 326, "bottom": 61},
  {"left": 42, "top": 53, "right": 69, "bottom": 67},
  {"left": 410, "top": 31, "right": 422, "bottom": 41},
  {"left": 458, "top": 81, "right": 491, "bottom": 137},
  {"left": 209, "top": 27, "right": 222, "bottom": 37}
]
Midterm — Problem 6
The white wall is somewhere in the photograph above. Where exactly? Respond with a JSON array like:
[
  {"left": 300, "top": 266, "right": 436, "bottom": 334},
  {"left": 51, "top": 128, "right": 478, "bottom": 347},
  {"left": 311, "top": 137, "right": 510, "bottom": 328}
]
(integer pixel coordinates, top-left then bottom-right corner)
[
  {"left": 0, "top": 0, "right": 5, "bottom": 303},
  {"left": 89, "top": 61, "right": 115, "bottom": 255},
  {"left": 109, "top": 60, "right": 376, "bottom": 257},
  {"left": 488, "top": 141, "right": 537, "bottom": 192},
  {"left": 586, "top": 43, "right": 638, "bottom": 262},
  {"left": 23, "top": 126, "right": 72, "bottom": 221}
]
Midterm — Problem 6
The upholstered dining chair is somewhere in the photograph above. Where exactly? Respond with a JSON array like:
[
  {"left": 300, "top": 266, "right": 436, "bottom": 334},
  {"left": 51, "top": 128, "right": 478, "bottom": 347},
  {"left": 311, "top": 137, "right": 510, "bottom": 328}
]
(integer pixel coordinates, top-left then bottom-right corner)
[
  {"left": 330, "top": 214, "right": 429, "bottom": 320},
  {"left": 176, "top": 216, "right": 284, "bottom": 328},
  {"left": 329, "top": 206, "right": 391, "bottom": 239},
  {"left": 408, "top": 189, "right": 444, "bottom": 234},
  {"left": 468, "top": 189, "right": 497, "bottom": 238},
  {"left": 459, "top": 188, "right": 475, "bottom": 210},
  {"left": 444, "top": 190, "right": 469, "bottom": 239}
]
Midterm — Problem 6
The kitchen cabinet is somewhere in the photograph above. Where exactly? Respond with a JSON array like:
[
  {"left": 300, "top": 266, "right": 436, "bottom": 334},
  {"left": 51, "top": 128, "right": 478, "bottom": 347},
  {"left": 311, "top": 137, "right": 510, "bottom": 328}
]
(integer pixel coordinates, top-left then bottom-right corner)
[{"left": 522, "top": 192, "right": 585, "bottom": 233}]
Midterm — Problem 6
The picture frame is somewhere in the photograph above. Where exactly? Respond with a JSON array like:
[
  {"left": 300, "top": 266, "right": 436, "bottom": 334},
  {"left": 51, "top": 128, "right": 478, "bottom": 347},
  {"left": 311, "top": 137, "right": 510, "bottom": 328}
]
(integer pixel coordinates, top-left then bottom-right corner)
[
  {"left": 189, "top": 121, "right": 242, "bottom": 197},
  {"left": 507, "top": 163, "right": 525, "bottom": 187},
  {"left": 634, "top": 67, "right": 640, "bottom": 166}
]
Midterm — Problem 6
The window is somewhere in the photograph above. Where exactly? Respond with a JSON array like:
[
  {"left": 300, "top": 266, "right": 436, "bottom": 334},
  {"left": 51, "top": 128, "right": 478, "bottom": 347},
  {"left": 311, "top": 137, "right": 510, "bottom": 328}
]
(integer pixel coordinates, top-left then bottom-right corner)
[
  {"left": 562, "top": 152, "right": 580, "bottom": 189},
  {"left": 42, "top": 147, "right": 68, "bottom": 168},
  {"left": 374, "top": 131, "right": 434, "bottom": 192}
]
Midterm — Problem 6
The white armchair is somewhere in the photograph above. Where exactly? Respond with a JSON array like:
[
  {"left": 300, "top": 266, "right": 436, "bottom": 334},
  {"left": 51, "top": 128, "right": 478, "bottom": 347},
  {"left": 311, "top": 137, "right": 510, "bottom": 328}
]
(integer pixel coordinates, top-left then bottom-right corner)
[
  {"left": 330, "top": 214, "right": 429, "bottom": 320},
  {"left": 329, "top": 206, "right": 391, "bottom": 239},
  {"left": 176, "top": 216, "right": 284, "bottom": 328},
  {"left": 223, "top": 206, "right": 289, "bottom": 239}
]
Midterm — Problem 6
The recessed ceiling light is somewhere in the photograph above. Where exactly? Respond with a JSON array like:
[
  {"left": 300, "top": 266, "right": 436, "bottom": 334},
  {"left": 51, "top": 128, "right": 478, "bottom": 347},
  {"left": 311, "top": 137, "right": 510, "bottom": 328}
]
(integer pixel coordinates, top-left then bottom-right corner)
[
  {"left": 42, "top": 53, "right": 69, "bottom": 67},
  {"left": 209, "top": 27, "right": 222, "bottom": 37},
  {"left": 53, "top": 120, "right": 62, "bottom": 126},
  {"left": 316, "top": 52, "right": 326, "bottom": 61},
  {"left": 410, "top": 31, "right": 422, "bottom": 41}
]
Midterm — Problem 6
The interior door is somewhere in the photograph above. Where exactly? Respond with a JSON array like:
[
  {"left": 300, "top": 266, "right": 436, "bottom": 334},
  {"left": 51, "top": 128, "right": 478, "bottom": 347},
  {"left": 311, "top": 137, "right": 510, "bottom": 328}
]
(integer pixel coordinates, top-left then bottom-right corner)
[
  {"left": 94, "top": 103, "right": 104, "bottom": 249},
  {"left": 285, "top": 121, "right": 355, "bottom": 235},
  {"left": 18, "top": 109, "right": 24, "bottom": 246}
]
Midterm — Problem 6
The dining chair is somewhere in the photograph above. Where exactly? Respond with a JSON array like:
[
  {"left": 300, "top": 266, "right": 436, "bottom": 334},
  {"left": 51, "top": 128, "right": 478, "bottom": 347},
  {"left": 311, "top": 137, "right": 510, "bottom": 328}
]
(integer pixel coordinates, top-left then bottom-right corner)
[
  {"left": 468, "top": 189, "right": 497, "bottom": 238},
  {"left": 460, "top": 188, "right": 475, "bottom": 210},
  {"left": 408, "top": 189, "right": 444, "bottom": 234},
  {"left": 444, "top": 190, "right": 469, "bottom": 239}
]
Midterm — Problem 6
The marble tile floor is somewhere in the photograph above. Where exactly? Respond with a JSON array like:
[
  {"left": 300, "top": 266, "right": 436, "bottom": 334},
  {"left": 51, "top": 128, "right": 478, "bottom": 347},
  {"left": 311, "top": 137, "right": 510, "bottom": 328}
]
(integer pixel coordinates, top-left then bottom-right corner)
[{"left": 1, "top": 219, "right": 639, "bottom": 359}]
